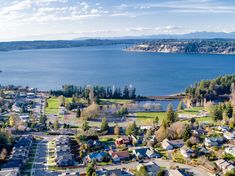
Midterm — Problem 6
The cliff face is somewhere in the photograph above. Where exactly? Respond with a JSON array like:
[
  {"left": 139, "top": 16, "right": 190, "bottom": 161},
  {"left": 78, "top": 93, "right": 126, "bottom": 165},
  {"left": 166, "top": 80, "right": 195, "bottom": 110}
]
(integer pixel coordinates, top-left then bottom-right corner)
[{"left": 127, "top": 40, "right": 235, "bottom": 54}]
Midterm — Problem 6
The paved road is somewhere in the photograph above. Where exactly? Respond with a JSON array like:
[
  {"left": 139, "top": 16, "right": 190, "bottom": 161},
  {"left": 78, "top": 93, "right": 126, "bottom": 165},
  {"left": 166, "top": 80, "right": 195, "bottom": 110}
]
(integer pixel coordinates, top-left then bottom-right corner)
[
  {"left": 67, "top": 158, "right": 212, "bottom": 176},
  {"left": 33, "top": 140, "right": 61, "bottom": 176}
]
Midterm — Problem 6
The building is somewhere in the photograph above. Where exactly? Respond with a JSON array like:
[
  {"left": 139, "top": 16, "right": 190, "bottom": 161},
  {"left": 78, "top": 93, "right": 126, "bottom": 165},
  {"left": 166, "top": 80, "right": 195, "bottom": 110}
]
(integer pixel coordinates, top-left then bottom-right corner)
[
  {"left": 132, "top": 147, "right": 159, "bottom": 159},
  {"left": 180, "top": 146, "right": 194, "bottom": 158},
  {"left": 166, "top": 169, "right": 184, "bottom": 176},
  {"left": 225, "top": 146, "right": 235, "bottom": 157},
  {"left": 204, "top": 137, "right": 224, "bottom": 147},
  {"left": 215, "top": 159, "right": 235, "bottom": 174},
  {"left": 136, "top": 162, "right": 161, "bottom": 176},
  {"left": 162, "top": 139, "right": 184, "bottom": 150},
  {"left": 109, "top": 150, "right": 130, "bottom": 162},
  {"left": 115, "top": 136, "right": 132, "bottom": 146},
  {"left": 96, "top": 168, "right": 133, "bottom": 176}
]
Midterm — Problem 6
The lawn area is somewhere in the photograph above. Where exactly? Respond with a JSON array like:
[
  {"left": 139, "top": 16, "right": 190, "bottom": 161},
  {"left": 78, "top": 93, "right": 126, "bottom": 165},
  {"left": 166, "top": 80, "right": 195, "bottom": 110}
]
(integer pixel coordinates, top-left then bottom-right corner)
[
  {"left": 136, "top": 112, "right": 166, "bottom": 126},
  {"left": 196, "top": 116, "right": 213, "bottom": 122},
  {"left": 100, "top": 98, "right": 133, "bottom": 104},
  {"left": 45, "top": 97, "right": 59, "bottom": 115},
  {"left": 178, "top": 106, "right": 205, "bottom": 115}
]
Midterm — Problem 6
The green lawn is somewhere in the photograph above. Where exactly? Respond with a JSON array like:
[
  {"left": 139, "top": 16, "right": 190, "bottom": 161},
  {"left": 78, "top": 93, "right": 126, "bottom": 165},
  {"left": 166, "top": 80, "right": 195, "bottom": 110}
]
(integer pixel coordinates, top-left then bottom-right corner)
[
  {"left": 196, "top": 116, "right": 213, "bottom": 122},
  {"left": 45, "top": 98, "right": 59, "bottom": 115},
  {"left": 100, "top": 98, "right": 133, "bottom": 104},
  {"left": 136, "top": 112, "right": 166, "bottom": 125},
  {"left": 178, "top": 107, "right": 205, "bottom": 115}
]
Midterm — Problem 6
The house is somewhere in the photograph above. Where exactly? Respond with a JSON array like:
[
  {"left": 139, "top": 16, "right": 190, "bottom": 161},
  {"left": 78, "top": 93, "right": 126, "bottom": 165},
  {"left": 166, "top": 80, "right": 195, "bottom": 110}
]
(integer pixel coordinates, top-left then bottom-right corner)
[
  {"left": 96, "top": 168, "right": 133, "bottom": 176},
  {"left": 56, "top": 155, "right": 74, "bottom": 167},
  {"left": 133, "top": 147, "right": 159, "bottom": 159},
  {"left": 166, "top": 169, "right": 184, "bottom": 176},
  {"left": 225, "top": 146, "right": 235, "bottom": 157},
  {"left": 87, "top": 152, "right": 108, "bottom": 162},
  {"left": 215, "top": 159, "right": 235, "bottom": 174},
  {"left": 204, "top": 137, "right": 224, "bottom": 147},
  {"left": 162, "top": 139, "right": 184, "bottom": 150},
  {"left": 218, "top": 126, "right": 229, "bottom": 133},
  {"left": 115, "top": 136, "right": 132, "bottom": 146},
  {"left": 86, "top": 140, "right": 102, "bottom": 149},
  {"left": 58, "top": 172, "right": 80, "bottom": 176},
  {"left": 109, "top": 150, "right": 130, "bottom": 162},
  {"left": 136, "top": 161, "right": 160, "bottom": 176},
  {"left": 0, "top": 168, "right": 20, "bottom": 176},
  {"left": 180, "top": 146, "right": 194, "bottom": 158},
  {"left": 224, "top": 132, "right": 235, "bottom": 141}
]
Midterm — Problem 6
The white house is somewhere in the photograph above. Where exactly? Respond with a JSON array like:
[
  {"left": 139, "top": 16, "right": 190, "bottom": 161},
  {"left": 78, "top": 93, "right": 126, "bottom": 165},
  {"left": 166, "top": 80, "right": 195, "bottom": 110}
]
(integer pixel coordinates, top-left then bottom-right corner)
[
  {"left": 225, "top": 146, "right": 235, "bottom": 157},
  {"left": 216, "top": 159, "right": 235, "bottom": 174}
]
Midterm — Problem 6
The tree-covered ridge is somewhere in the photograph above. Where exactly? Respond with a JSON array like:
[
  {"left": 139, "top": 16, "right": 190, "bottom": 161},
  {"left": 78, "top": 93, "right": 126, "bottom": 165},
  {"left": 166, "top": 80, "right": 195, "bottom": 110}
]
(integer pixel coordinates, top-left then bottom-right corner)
[
  {"left": 128, "top": 39, "right": 235, "bottom": 54},
  {"left": 0, "top": 39, "right": 140, "bottom": 52},
  {"left": 185, "top": 74, "right": 235, "bottom": 103}
]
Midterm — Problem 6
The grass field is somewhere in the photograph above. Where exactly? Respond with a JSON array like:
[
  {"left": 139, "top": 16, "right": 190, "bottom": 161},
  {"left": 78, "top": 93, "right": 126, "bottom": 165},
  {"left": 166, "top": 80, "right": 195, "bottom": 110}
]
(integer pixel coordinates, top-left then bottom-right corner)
[
  {"left": 45, "top": 98, "right": 59, "bottom": 115},
  {"left": 100, "top": 98, "right": 133, "bottom": 104},
  {"left": 136, "top": 112, "right": 167, "bottom": 125}
]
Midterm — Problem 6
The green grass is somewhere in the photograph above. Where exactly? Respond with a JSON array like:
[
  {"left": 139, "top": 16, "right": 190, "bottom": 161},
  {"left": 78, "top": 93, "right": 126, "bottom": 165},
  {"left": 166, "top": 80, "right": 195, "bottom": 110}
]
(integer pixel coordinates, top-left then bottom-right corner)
[
  {"left": 178, "top": 107, "right": 205, "bottom": 115},
  {"left": 100, "top": 98, "right": 133, "bottom": 104},
  {"left": 136, "top": 112, "right": 166, "bottom": 125},
  {"left": 45, "top": 98, "right": 59, "bottom": 115},
  {"left": 196, "top": 116, "right": 213, "bottom": 122}
]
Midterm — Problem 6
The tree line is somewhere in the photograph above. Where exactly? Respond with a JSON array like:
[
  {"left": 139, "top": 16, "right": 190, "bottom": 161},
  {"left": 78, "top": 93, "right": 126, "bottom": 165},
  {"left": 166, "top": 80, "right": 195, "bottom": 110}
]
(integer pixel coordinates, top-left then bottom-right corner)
[
  {"left": 50, "top": 85, "right": 137, "bottom": 99},
  {"left": 185, "top": 74, "right": 235, "bottom": 104}
]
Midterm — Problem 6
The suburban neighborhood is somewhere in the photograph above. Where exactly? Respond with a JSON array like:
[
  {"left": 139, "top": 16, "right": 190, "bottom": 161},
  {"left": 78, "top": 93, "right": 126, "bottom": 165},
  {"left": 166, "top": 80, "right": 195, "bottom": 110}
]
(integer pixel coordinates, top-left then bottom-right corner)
[{"left": 1, "top": 77, "right": 235, "bottom": 176}]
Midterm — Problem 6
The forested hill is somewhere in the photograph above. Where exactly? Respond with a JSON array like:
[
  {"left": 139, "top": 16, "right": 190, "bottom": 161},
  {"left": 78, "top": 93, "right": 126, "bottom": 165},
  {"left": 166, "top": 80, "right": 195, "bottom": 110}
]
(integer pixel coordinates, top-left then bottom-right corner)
[
  {"left": 127, "top": 39, "right": 235, "bottom": 54},
  {"left": 0, "top": 39, "right": 141, "bottom": 52}
]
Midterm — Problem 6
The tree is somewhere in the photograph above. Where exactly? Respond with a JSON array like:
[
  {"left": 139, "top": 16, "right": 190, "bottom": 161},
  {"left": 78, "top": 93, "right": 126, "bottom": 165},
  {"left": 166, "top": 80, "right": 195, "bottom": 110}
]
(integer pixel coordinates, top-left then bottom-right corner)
[
  {"left": 114, "top": 123, "right": 120, "bottom": 135},
  {"left": 54, "top": 118, "right": 59, "bottom": 129},
  {"left": 153, "top": 116, "right": 159, "bottom": 126},
  {"left": 86, "top": 163, "right": 96, "bottom": 176},
  {"left": 0, "top": 148, "right": 7, "bottom": 160},
  {"left": 76, "top": 108, "right": 81, "bottom": 118},
  {"left": 126, "top": 122, "right": 139, "bottom": 136},
  {"left": 9, "top": 115, "right": 15, "bottom": 127},
  {"left": 225, "top": 170, "right": 235, "bottom": 176},
  {"left": 182, "top": 124, "right": 192, "bottom": 141},
  {"left": 82, "top": 120, "right": 90, "bottom": 131},
  {"left": 39, "top": 115, "right": 47, "bottom": 124},
  {"left": 157, "top": 170, "right": 165, "bottom": 176},
  {"left": 225, "top": 102, "right": 233, "bottom": 118},
  {"left": 135, "top": 166, "right": 148, "bottom": 176},
  {"left": 101, "top": 117, "right": 109, "bottom": 132},
  {"left": 212, "top": 105, "right": 223, "bottom": 122},
  {"left": 177, "top": 101, "right": 184, "bottom": 111},
  {"left": 123, "top": 86, "right": 129, "bottom": 99},
  {"left": 166, "top": 104, "right": 176, "bottom": 125}
]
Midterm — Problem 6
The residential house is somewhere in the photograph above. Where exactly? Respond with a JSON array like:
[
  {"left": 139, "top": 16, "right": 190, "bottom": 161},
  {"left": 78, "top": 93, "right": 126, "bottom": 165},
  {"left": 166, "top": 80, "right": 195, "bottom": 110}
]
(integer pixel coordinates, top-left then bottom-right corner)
[
  {"left": 58, "top": 172, "right": 80, "bottom": 176},
  {"left": 132, "top": 147, "right": 159, "bottom": 159},
  {"left": 204, "top": 137, "right": 224, "bottom": 147},
  {"left": 225, "top": 146, "right": 235, "bottom": 157},
  {"left": 115, "top": 136, "right": 132, "bottom": 146},
  {"left": 109, "top": 150, "right": 130, "bottom": 162},
  {"left": 166, "top": 169, "right": 184, "bottom": 176},
  {"left": 56, "top": 155, "right": 74, "bottom": 167},
  {"left": 0, "top": 168, "right": 20, "bottom": 176},
  {"left": 96, "top": 168, "right": 133, "bottom": 176},
  {"left": 162, "top": 139, "right": 184, "bottom": 150},
  {"left": 180, "top": 146, "right": 194, "bottom": 158},
  {"left": 215, "top": 159, "right": 235, "bottom": 174},
  {"left": 224, "top": 132, "right": 235, "bottom": 141},
  {"left": 136, "top": 161, "right": 160, "bottom": 176},
  {"left": 87, "top": 151, "right": 108, "bottom": 162}
]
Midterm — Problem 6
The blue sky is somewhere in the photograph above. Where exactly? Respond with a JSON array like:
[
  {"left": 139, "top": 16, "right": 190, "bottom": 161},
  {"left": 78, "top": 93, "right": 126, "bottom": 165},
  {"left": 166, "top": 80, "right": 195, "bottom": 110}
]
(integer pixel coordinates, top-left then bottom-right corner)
[{"left": 0, "top": 0, "right": 235, "bottom": 41}]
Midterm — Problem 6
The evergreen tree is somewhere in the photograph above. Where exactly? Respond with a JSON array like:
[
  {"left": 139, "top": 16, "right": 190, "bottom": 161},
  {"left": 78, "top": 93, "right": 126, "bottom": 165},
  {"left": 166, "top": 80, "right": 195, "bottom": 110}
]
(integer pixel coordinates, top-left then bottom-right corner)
[
  {"left": 153, "top": 116, "right": 159, "bottom": 126},
  {"left": 166, "top": 104, "right": 176, "bottom": 125},
  {"left": 101, "top": 117, "right": 109, "bottom": 132},
  {"left": 212, "top": 105, "right": 223, "bottom": 122},
  {"left": 76, "top": 108, "right": 81, "bottom": 118},
  {"left": 82, "top": 120, "right": 90, "bottom": 131},
  {"left": 123, "top": 86, "right": 129, "bottom": 99},
  {"left": 183, "top": 124, "right": 192, "bottom": 141}
]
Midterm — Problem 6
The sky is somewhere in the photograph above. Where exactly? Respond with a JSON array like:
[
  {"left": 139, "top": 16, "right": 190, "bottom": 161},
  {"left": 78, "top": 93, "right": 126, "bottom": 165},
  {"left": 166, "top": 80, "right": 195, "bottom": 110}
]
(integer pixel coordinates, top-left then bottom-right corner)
[{"left": 0, "top": 0, "right": 235, "bottom": 41}]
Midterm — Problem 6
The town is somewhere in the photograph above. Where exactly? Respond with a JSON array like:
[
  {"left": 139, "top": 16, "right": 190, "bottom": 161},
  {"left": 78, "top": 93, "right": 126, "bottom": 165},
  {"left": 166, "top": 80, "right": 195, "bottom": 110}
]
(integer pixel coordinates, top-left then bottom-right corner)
[{"left": 1, "top": 75, "right": 235, "bottom": 176}]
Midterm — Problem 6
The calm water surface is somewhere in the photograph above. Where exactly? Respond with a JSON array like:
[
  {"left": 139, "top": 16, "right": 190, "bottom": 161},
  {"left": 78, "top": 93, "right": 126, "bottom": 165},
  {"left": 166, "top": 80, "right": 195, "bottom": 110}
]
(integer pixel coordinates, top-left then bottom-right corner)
[{"left": 0, "top": 45, "right": 235, "bottom": 95}]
